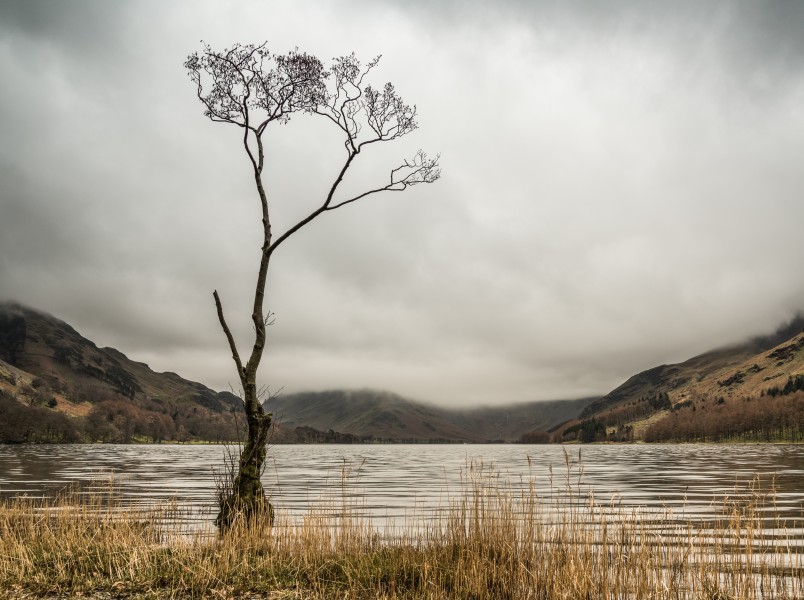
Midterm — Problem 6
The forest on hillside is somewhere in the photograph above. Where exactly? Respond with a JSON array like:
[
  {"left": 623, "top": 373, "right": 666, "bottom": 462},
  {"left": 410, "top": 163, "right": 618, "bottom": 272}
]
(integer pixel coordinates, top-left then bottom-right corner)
[
  {"left": 552, "top": 381, "right": 804, "bottom": 444},
  {"left": 643, "top": 391, "right": 804, "bottom": 443},
  {"left": 0, "top": 388, "right": 241, "bottom": 444}
]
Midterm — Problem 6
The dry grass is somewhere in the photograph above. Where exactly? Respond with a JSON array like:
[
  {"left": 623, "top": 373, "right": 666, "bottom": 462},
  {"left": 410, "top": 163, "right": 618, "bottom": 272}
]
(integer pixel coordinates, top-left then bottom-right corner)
[{"left": 0, "top": 459, "right": 801, "bottom": 599}]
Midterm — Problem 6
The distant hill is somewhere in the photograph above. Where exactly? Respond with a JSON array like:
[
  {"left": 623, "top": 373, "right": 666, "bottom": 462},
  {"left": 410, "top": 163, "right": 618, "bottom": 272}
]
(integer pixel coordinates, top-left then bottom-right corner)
[
  {"left": 266, "top": 390, "right": 592, "bottom": 443},
  {"left": 11, "top": 300, "right": 796, "bottom": 445},
  {"left": 560, "top": 315, "right": 804, "bottom": 442},
  {"left": 580, "top": 314, "right": 804, "bottom": 420},
  {"left": 0, "top": 302, "right": 592, "bottom": 444},
  {"left": 0, "top": 302, "right": 242, "bottom": 443}
]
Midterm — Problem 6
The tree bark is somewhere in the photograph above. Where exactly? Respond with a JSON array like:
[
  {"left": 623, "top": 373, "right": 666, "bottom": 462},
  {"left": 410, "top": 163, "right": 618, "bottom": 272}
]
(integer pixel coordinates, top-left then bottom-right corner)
[
  {"left": 215, "top": 380, "right": 274, "bottom": 528},
  {"left": 215, "top": 130, "right": 276, "bottom": 529}
]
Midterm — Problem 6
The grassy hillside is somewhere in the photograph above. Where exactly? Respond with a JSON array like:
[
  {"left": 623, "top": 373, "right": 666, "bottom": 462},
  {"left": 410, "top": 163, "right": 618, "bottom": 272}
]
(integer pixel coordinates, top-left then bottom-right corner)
[
  {"left": 580, "top": 315, "right": 804, "bottom": 420},
  {"left": 449, "top": 398, "right": 594, "bottom": 441},
  {"left": 267, "top": 390, "right": 592, "bottom": 443},
  {"left": 0, "top": 302, "right": 242, "bottom": 443},
  {"left": 558, "top": 316, "right": 804, "bottom": 443},
  {"left": 268, "top": 390, "right": 480, "bottom": 442}
]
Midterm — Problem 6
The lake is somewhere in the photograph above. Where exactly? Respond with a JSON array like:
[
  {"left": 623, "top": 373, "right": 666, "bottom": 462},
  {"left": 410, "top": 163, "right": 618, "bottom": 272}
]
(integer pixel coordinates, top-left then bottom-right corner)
[{"left": 1, "top": 443, "right": 802, "bottom": 538}]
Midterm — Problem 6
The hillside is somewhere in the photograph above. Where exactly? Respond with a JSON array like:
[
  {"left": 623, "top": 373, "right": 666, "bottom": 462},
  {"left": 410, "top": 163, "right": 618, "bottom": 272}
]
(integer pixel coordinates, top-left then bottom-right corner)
[
  {"left": 267, "top": 390, "right": 480, "bottom": 442},
  {"left": 0, "top": 302, "right": 242, "bottom": 442},
  {"left": 1, "top": 302, "right": 592, "bottom": 444},
  {"left": 266, "top": 390, "right": 591, "bottom": 443},
  {"left": 10, "top": 301, "right": 797, "bottom": 445},
  {"left": 580, "top": 315, "right": 804, "bottom": 419},
  {"left": 559, "top": 315, "right": 804, "bottom": 442}
]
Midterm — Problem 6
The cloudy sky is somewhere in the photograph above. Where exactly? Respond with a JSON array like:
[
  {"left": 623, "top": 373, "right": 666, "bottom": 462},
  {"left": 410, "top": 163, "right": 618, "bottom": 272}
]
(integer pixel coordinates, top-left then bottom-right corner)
[{"left": 1, "top": 1, "right": 803, "bottom": 407}]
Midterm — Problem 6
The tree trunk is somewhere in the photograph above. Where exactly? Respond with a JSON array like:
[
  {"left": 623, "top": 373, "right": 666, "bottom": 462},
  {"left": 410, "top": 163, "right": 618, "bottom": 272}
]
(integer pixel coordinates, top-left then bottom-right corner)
[
  {"left": 215, "top": 380, "right": 274, "bottom": 528},
  {"left": 212, "top": 126, "right": 276, "bottom": 529}
]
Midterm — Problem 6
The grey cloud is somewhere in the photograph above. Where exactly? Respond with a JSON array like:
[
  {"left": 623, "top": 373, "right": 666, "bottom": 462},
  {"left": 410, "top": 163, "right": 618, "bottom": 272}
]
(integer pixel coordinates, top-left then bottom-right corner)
[
  {"left": 0, "top": 1, "right": 127, "bottom": 55},
  {"left": 1, "top": 1, "right": 803, "bottom": 405}
]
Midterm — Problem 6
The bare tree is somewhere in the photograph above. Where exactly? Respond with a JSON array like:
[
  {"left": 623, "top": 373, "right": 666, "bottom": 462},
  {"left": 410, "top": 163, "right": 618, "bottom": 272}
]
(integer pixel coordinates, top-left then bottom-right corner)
[{"left": 185, "top": 43, "right": 440, "bottom": 527}]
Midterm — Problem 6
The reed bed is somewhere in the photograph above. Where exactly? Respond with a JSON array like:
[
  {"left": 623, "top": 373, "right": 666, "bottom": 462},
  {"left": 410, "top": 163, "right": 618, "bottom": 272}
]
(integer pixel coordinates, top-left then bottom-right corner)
[{"left": 0, "top": 459, "right": 801, "bottom": 599}]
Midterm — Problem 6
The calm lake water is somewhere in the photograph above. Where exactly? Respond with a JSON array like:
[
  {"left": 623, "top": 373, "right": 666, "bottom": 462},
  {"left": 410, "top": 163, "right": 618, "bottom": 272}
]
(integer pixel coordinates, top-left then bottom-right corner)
[{"left": 1, "top": 444, "right": 802, "bottom": 536}]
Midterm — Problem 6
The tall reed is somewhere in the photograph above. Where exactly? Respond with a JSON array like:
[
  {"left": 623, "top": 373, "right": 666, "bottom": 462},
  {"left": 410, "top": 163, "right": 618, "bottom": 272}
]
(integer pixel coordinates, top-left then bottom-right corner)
[{"left": 0, "top": 458, "right": 800, "bottom": 599}]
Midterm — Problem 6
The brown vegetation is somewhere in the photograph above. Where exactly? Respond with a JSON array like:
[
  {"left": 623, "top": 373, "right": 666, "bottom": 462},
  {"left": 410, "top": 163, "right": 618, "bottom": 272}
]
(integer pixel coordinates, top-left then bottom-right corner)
[
  {"left": 0, "top": 388, "right": 80, "bottom": 443},
  {"left": 518, "top": 430, "right": 550, "bottom": 444},
  {"left": 577, "top": 321, "right": 804, "bottom": 442},
  {"left": 0, "top": 304, "right": 247, "bottom": 444},
  {"left": 0, "top": 463, "right": 800, "bottom": 599},
  {"left": 644, "top": 391, "right": 804, "bottom": 443},
  {"left": 0, "top": 386, "right": 242, "bottom": 444}
]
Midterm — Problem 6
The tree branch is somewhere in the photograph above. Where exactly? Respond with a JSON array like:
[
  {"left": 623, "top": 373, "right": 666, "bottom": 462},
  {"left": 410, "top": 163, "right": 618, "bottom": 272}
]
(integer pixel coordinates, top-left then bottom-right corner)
[
  {"left": 213, "top": 290, "right": 246, "bottom": 386},
  {"left": 267, "top": 149, "right": 359, "bottom": 257},
  {"left": 327, "top": 150, "right": 440, "bottom": 210}
]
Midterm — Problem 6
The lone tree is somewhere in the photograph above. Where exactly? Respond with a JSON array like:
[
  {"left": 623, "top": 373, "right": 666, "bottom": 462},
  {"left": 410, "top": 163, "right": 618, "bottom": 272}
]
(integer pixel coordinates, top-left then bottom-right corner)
[{"left": 185, "top": 43, "right": 440, "bottom": 527}]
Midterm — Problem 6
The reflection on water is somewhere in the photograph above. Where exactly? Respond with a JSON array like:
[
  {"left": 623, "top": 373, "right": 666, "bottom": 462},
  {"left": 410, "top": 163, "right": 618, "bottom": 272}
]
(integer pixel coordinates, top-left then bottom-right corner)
[{"left": 0, "top": 444, "right": 802, "bottom": 534}]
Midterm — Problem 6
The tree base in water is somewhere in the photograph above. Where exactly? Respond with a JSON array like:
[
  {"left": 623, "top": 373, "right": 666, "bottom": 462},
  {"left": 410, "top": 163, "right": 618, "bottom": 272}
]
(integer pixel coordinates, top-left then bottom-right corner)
[{"left": 215, "top": 493, "right": 275, "bottom": 530}]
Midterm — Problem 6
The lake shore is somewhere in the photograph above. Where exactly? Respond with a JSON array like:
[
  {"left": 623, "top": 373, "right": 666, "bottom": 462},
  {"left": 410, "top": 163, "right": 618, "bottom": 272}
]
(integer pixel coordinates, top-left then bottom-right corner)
[{"left": 1, "top": 459, "right": 802, "bottom": 600}]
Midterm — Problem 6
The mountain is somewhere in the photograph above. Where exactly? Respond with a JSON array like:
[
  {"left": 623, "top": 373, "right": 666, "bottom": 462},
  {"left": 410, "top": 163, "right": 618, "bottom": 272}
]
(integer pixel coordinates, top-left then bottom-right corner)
[
  {"left": 580, "top": 314, "right": 804, "bottom": 419},
  {"left": 266, "top": 389, "right": 592, "bottom": 443},
  {"left": 5, "top": 301, "right": 800, "bottom": 445},
  {"left": 0, "top": 302, "right": 592, "bottom": 444},
  {"left": 560, "top": 315, "right": 804, "bottom": 442},
  {"left": 0, "top": 302, "right": 242, "bottom": 443}
]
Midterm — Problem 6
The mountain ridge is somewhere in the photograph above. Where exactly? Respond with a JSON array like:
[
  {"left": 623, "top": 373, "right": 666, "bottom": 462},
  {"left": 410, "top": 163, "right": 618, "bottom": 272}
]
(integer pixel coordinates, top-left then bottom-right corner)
[
  {"left": 581, "top": 314, "right": 804, "bottom": 419},
  {"left": 4, "top": 301, "right": 799, "bottom": 445},
  {"left": 0, "top": 302, "right": 592, "bottom": 443},
  {"left": 266, "top": 389, "right": 591, "bottom": 442},
  {"left": 0, "top": 301, "right": 243, "bottom": 442},
  {"left": 565, "top": 314, "right": 804, "bottom": 442}
]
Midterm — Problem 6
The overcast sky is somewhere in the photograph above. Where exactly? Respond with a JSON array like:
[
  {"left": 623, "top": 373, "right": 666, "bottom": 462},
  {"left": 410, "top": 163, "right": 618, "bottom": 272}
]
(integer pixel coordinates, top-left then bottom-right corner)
[{"left": 1, "top": 1, "right": 803, "bottom": 407}]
